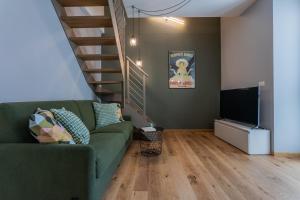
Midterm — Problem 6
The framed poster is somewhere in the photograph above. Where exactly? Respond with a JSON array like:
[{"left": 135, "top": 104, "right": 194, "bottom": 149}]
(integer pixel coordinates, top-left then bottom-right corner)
[{"left": 169, "top": 51, "right": 195, "bottom": 89}]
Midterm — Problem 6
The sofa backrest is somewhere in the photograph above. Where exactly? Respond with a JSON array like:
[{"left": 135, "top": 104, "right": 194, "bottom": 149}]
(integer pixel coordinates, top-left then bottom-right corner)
[
  {"left": 74, "top": 100, "right": 96, "bottom": 131},
  {"left": 0, "top": 100, "right": 96, "bottom": 143}
]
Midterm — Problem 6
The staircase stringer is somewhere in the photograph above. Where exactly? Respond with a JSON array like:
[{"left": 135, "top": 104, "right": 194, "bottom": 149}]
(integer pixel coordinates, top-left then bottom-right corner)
[
  {"left": 51, "top": 0, "right": 98, "bottom": 94},
  {"left": 108, "top": 0, "right": 126, "bottom": 105},
  {"left": 108, "top": 0, "right": 125, "bottom": 79}
]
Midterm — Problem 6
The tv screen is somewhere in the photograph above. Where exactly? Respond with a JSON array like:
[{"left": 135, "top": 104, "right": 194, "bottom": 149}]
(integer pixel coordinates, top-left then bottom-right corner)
[{"left": 220, "top": 87, "right": 260, "bottom": 126}]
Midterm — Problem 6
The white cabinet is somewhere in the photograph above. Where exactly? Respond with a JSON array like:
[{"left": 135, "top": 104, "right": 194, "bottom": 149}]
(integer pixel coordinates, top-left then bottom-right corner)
[{"left": 214, "top": 120, "right": 271, "bottom": 155}]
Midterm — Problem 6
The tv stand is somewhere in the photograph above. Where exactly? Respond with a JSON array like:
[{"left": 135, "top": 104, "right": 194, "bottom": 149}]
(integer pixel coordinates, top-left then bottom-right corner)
[{"left": 214, "top": 120, "right": 270, "bottom": 154}]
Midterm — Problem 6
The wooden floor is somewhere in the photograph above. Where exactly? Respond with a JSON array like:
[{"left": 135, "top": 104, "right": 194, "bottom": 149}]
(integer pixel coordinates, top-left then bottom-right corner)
[{"left": 103, "top": 130, "right": 300, "bottom": 200}]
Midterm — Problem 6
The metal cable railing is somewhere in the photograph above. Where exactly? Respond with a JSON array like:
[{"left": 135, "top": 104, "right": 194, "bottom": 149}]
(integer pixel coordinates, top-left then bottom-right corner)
[
  {"left": 108, "top": 0, "right": 149, "bottom": 117},
  {"left": 126, "top": 56, "right": 149, "bottom": 117}
]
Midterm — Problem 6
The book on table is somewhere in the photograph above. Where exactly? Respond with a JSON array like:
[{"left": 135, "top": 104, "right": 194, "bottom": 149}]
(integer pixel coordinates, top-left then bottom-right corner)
[{"left": 141, "top": 127, "right": 156, "bottom": 132}]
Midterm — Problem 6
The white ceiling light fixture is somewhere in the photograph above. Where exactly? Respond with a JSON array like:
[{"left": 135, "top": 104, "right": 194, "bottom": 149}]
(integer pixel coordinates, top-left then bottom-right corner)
[{"left": 163, "top": 17, "right": 184, "bottom": 25}]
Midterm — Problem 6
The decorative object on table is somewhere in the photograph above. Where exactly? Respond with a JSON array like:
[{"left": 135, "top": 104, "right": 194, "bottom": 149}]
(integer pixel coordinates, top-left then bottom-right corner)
[
  {"left": 93, "top": 102, "right": 124, "bottom": 128},
  {"left": 51, "top": 108, "right": 90, "bottom": 144},
  {"left": 169, "top": 51, "right": 195, "bottom": 88},
  {"left": 29, "top": 108, "right": 75, "bottom": 144},
  {"left": 140, "top": 127, "right": 164, "bottom": 157}
]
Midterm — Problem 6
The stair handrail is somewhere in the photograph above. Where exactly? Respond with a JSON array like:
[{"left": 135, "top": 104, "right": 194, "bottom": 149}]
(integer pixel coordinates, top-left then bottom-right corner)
[
  {"left": 126, "top": 56, "right": 149, "bottom": 77},
  {"left": 126, "top": 56, "right": 149, "bottom": 117},
  {"left": 108, "top": 0, "right": 127, "bottom": 106},
  {"left": 108, "top": 0, "right": 126, "bottom": 75}
]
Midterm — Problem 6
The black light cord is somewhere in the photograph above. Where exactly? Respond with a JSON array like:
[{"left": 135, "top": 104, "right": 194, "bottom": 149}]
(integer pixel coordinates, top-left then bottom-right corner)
[
  {"left": 132, "top": 0, "right": 191, "bottom": 17},
  {"left": 138, "top": 10, "right": 141, "bottom": 59},
  {"left": 131, "top": 6, "right": 135, "bottom": 37},
  {"left": 133, "top": 0, "right": 188, "bottom": 13},
  {"left": 131, "top": 0, "right": 192, "bottom": 62}
]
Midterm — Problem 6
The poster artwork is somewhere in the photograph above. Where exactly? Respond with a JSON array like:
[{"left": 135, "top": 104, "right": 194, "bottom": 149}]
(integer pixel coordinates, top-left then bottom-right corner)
[{"left": 169, "top": 51, "right": 195, "bottom": 89}]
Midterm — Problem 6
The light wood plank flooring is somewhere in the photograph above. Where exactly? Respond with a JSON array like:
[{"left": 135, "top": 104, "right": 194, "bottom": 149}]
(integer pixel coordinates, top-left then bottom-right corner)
[{"left": 103, "top": 130, "right": 300, "bottom": 200}]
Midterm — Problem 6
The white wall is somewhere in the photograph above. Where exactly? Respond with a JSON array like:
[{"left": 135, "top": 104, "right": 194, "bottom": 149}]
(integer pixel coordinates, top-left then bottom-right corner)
[
  {"left": 273, "top": 0, "right": 300, "bottom": 153},
  {"left": 0, "top": 0, "right": 95, "bottom": 103},
  {"left": 221, "top": 0, "right": 274, "bottom": 148}
]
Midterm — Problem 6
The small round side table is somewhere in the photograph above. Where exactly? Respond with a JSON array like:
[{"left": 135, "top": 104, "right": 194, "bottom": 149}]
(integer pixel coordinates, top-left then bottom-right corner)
[{"left": 140, "top": 127, "right": 163, "bottom": 157}]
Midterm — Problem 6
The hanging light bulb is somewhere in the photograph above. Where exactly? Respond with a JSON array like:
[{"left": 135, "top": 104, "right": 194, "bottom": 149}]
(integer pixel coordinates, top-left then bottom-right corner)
[
  {"left": 129, "top": 6, "right": 137, "bottom": 47},
  {"left": 136, "top": 59, "right": 143, "bottom": 67},
  {"left": 136, "top": 9, "right": 142, "bottom": 67},
  {"left": 129, "top": 36, "right": 137, "bottom": 46}
]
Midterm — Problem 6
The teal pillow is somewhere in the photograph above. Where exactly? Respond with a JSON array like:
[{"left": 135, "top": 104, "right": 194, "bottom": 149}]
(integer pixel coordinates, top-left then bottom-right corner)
[
  {"left": 50, "top": 108, "right": 90, "bottom": 144},
  {"left": 93, "top": 102, "right": 124, "bottom": 128}
]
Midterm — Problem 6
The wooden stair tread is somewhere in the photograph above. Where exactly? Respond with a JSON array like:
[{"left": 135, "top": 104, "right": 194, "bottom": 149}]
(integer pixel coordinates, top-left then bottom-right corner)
[
  {"left": 107, "top": 100, "right": 122, "bottom": 104},
  {"left": 70, "top": 36, "right": 116, "bottom": 46},
  {"left": 78, "top": 54, "right": 119, "bottom": 61},
  {"left": 61, "top": 16, "right": 112, "bottom": 28},
  {"left": 89, "top": 80, "right": 123, "bottom": 84},
  {"left": 95, "top": 87, "right": 114, "bottom": 94},
  {"left": 83, "top": 68, "right": 122, "bottom": 73},
  {"left": 57, "top": 0, "right": 108, "bottom": 7}
]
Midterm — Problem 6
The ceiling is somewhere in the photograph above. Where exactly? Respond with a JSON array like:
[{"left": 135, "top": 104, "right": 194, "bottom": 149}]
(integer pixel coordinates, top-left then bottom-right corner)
[{"left": 123, "top": 0, "right": 256, "bottom": 17}]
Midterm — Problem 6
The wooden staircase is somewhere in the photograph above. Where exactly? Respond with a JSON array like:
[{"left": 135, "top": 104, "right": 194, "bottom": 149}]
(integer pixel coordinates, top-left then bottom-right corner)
[
  {"left": 61, "top": 16, "right": 113, "bottom": 28},
  {"left": 56, "top": 0, "right": 109, "bottom": 7},
  {"left": 69, "top": 36, "right": 116, "bottom": 45},
  {"left": 52, "top": 0, "right": 125, "bottom": 105}
]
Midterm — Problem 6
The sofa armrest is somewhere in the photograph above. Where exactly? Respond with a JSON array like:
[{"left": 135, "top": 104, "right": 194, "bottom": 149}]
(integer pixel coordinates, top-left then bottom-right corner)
[{"left": 0, "top": 143, "right": 96, "bottom": 200}]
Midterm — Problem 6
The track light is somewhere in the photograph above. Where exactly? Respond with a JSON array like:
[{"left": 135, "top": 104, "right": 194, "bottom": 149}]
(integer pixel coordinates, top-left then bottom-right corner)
[{"left": 163, "top": 17, "right": 185, "bottom": 25}]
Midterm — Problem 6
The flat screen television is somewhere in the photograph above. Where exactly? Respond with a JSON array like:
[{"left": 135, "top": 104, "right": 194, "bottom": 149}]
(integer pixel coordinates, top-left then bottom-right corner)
[{"left": 220, "top": 86, "right": 260, "bottom": 127}]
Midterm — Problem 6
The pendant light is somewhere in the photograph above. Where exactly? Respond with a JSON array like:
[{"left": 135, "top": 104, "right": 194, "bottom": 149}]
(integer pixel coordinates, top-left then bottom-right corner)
[
  {"left": 129, "top": 6, "right": 137, "bottom": 47},
  {"left": 136, "top": 9, "right": 142, "bottom": 67}
]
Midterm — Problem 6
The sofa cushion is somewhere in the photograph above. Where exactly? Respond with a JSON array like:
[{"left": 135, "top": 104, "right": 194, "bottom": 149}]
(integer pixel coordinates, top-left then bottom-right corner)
[
  {"left": 75, "top": 101, "right": 96, "bottom": 131},
  {"left": 89, "top": 133, "right": 126, "bottom": 177},
  {"left": 51, "top": 108, "right": 90, "bottom": 144},
  {"left": 91, "top": 121, "right": 133, "bottom": 141},
  {"left": 93, "top": 102, "right": 124, "bottom": 128},
  {"left": 29, "top": 109, "right": 75, "bottom": 144},
  {"left": 0, "top": 101, "right": 81, "bottom": 143}
]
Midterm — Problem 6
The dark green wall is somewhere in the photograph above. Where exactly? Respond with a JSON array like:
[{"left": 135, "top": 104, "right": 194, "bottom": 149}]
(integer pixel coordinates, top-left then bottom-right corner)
[{"left": 126, "top": 18, "right": 220, "bottom": 129}]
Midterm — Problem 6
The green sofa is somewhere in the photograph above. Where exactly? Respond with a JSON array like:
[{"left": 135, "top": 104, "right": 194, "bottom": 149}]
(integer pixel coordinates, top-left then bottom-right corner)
[{"left": 0, "top": 100, "right": 133, "bottom": 200}]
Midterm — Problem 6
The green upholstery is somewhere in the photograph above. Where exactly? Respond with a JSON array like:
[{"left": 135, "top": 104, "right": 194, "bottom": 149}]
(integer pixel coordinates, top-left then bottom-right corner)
[
  {"left": 0, "top": 144, "right": 96, "bottom": 200},
  {"left": 94, "top": 142, "right": 129, "bottom": 200},
  {"left": 91, "top": 121, "right": 133, "bottom": 141},
  {"left": 89, "top": 133, "right": 126, "bottom": 177},
  {"left": 75, "top": 101, "right": 96, "bottom": 131},
  {"left": 0, "top": 101, "right": 80, "bottom": 143},
  {"left": 0, "top": 100, "right": 133, "bottom": 200}
]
